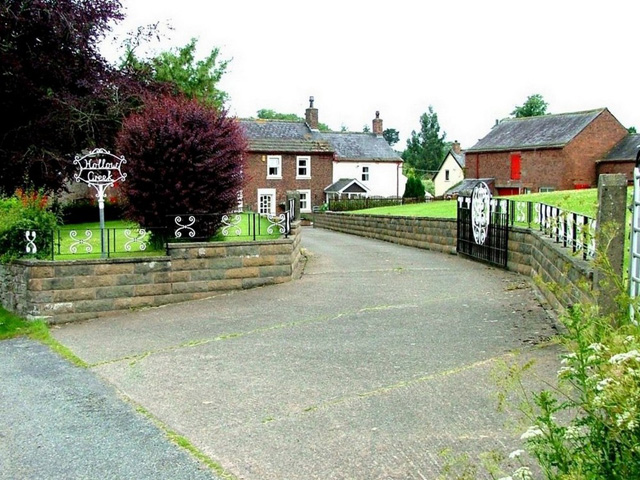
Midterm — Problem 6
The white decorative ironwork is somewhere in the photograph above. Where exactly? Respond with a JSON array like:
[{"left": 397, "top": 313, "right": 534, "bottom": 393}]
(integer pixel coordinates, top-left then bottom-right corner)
[
  {"left": 174, "top": 216, "right": 196, "bottom": 238},
  {"left": 515, "top": 201, "right": 527, "bottom": 223},
  {"left": 69, "top": 229, "right": 93, "bottom": 254},
  {"left": 586, "top": 218, "right": 597, "bottom": 259},
  {"left": 471, "top": 182, "right": 491, "bottom": 245},
  {"left": 124, "top": 228, "right": 147, "bottom": 251},
  {"left": 74, "top": 148, "right": 127, "bottom": 257},
  {"left": 221, "top": 214, "right": 242, "bottom": 236},
  {"left": 534, "top": 203, "right": 542, "bottom": 225},
  {"left": 267, "top": 213, "right": 287, "bottom": 234},
  {"left": 25, "top": 231, "right": 37, "bottom": 254},
  {"left": 630, "top": 167, "right": 640, "bottom": 321}
]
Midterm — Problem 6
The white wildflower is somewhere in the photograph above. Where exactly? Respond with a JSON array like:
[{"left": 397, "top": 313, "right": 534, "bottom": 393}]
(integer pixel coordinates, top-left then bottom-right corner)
[
  {"left": 588, "top": 343, "right": 607, "bottom": 353},
  {"left": 557, "top": 366, "right": 576, "bottom": 378},
  {"left": 596, "top": 377, "right": 614, "bottom": 391},
  {"left": 520, "top": 425, "right": 544, "bottom": 440},
  {"left": 497, "top": 477, "right": 513, "bottom": 480},
  {"left": 609, "top": 350, "right": 640, "bottom": 364},
  {"left": 624, "top": 335, "right": 635, "bottom": 344},
  {"left": 561, "top": 353, "right": 577, "bottom": 364},
  {"left": 514, "top": 466, "right": 534, "bottom": 480},
  {"left": 509, "top": 449, "right": 525, "bottom": 459}
]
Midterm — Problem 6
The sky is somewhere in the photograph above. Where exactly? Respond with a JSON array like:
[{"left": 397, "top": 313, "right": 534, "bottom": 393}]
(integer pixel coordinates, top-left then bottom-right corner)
[{"left": 101, "top": 0, "right": 640, "bottom": 150}]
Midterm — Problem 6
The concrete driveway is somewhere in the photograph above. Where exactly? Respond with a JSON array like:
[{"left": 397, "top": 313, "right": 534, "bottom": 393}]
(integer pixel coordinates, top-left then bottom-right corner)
[{"left": 49, "top": 226, "right": 560, "bottom": 479}]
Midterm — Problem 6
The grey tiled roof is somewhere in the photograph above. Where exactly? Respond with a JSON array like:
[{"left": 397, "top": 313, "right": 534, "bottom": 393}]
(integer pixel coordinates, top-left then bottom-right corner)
[
  {"left": 324, "top": 178, "right": 369, "bottom": 193},
  {"left": 240, "top": 119, "right": 402, "bottom": 161},
  {"left": 318, "top": 132, "right": 402, "bottom": 161},
  {"left": 451, "top": 150, "right": 466, "bottom": 168},
  {"left": 600, "top": 134, "right": 640, "bottom": 161},
  {"left": 467, "top": 109, "right": 607, "bottom": 152},
  {"left": 239, "top": 120, "right": 332, "bottom": 153}
]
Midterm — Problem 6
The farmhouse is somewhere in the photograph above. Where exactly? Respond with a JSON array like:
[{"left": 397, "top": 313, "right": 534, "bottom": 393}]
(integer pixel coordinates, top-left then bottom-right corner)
[
  {"left": 240, "top": 99, "right": 405, "bottom": 213},
  {"left": 464, "top": 108, "right": 628, "bottom": 194}
]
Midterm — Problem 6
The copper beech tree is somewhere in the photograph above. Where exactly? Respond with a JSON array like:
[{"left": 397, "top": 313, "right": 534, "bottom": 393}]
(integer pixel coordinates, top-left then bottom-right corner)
[{"left": 116, "top": 94, "right": 246, "bottom": 233}]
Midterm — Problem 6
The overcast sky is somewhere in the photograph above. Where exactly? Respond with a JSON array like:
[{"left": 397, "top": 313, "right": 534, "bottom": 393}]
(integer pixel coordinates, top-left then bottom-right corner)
[{"left": 102, "top": 0, "right": 640, "bottom": 150}]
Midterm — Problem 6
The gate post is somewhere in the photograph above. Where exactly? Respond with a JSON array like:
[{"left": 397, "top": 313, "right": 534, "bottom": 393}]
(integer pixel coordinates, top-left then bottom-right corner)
[
  {"left": 286, "top": 191, "right": 301, "bottom": 221},
  {"left": 594, "top": 174, "right": 627, "bottom": 319}
]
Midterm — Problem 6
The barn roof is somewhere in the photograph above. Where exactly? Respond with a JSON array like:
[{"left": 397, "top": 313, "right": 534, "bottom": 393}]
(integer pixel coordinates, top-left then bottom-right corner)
[
  {"left": 600, "top": 133, "right": 640, "bottom": 162},
  {"left": 467, "top": 108, "right": 607, "bottom": 153}
]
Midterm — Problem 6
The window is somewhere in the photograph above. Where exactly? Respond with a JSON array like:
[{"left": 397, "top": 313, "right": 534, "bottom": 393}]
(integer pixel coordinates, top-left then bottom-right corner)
[
  {"left": 539, "top": 186, "right": 556, "bottom": 193},
  {"left": 298, "top": 189, "right": 311, "bottom": 213},
  {"left": 297, "top": 156, "right": 310, "bottom": 178},
  {"left": 361, "top": 166, "right": 370, "bottom": 182},
  {"left": 510, "top": 153, "right": 521, "bottom": 180},
  {"left": 257, "top": 188, "right": 276, "bottom": 215},
  {"left": 267, "top": 155, "right": 281, "bottom": 179},
  {"left": 445, "top": 169, "right": 450, "bottom": 181}
]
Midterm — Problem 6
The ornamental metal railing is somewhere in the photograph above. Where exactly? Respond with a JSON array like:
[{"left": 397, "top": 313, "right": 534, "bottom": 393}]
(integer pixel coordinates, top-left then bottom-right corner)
[
  {"left": 22, "top": 210, "right": 294, "bottom": 260},
  {"left": 506, "top": 199, "right": 596, "bottom": 261}
]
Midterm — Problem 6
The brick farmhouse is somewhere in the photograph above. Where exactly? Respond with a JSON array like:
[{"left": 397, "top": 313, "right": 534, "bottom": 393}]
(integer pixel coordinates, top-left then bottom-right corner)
[
  {"left": 464, "top": 108, "right": 629, "bottom": 195},
  {"left": 240, "top": 100, "right": 405, "bottom": 214}
]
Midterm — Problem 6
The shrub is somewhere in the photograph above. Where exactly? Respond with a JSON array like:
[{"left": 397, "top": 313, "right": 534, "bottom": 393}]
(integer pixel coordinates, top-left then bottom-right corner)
[
  {"left": 403, "top": 175, "right": 426, "bottom": 199},
  {"left": 116, "top": 94, "right": 246, "bottom": 237},
  {"left": 0, "top": 189, "right": 59, "bottom": 262}
]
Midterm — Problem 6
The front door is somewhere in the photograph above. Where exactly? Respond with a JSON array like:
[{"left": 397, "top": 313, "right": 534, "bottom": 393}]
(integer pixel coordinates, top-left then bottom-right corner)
[{"left": 258, "top": 188, "right": 276, "bottom": 215}]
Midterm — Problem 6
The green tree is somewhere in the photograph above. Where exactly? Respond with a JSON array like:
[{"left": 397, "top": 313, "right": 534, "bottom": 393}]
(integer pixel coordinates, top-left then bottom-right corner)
[
  {"left": 511, "top": 93, "right": 549, "bottom": 118},
  {"left": 402, "top": 175, "right": 426, "bottom": 199},
  {"left": 0, "top": 0, "right": 137, "bottom": 194},
  {"left": 628, "top": 126, "right": 637, "bottom": 134},
  {"left": 256, "top": 109, "right": 331, "bottom": 131},
  {"left": 383, "top": 128, "right": 400, "bottom": 147},
  {"left": 122, "top": 38, "right": 229, "bottom": 110},
  {"left": 401, "top": 106, "right": 447, "bottom": 175}
]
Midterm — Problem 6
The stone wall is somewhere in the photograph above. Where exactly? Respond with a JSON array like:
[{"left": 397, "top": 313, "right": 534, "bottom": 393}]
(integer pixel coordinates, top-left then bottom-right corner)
[
  {"left": 0, "top": 223, "right": 302, "bottom": 324},
  {"left": 313, "top": 212, "right": 594, "bottom": 310}
]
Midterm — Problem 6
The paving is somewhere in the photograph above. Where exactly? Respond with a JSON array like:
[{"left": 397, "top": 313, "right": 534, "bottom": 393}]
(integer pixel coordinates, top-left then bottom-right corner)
[{"left": 3, "top": 227, "right": 562, "bottom": 479}]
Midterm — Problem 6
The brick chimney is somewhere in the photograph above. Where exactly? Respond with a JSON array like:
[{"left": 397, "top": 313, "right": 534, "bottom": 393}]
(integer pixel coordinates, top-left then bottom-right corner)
[
  {"left": 372, "top": 111, "right": 383, "bottom": 136},
  {"left": 452, "top": 140, "right": 461, "bottom": 154},
  {"left": 305, "top": 96, "right": 319, "bottom": 130}
]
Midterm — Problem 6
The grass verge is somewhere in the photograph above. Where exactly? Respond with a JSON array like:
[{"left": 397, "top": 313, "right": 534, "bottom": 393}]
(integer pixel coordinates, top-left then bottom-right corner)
[{"left": 0, "top": 306, "right": 87, "bottom": 367}]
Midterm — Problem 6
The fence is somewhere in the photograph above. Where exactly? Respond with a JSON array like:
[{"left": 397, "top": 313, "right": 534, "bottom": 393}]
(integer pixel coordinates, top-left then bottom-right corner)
[
  {"left": 506, "top": 199, "right": 596, "bottom": 260},
  {"left": 23, "top": 210, "right": 295, "bottom": 260},
  {"left": 328, "top": 196, "right": 426, "bottom": 212}
]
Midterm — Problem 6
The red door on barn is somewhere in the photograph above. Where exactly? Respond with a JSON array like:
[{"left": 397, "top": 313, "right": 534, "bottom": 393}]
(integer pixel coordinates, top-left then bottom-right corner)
[{"left": 497, "top": 187, "right": 520, "bottom": 196}]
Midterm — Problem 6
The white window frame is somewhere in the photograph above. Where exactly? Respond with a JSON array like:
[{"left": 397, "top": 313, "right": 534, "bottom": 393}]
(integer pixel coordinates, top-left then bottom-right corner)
[
  {"left": 296, "top": 156, "right": 311, "bottom": 179},
  {"left": 361, "top": 165, "right": 370, "bottom": 182},
  {"left": 257, "top": 188, "right": 276, "bottom": 215},
  {"left": 539, "top": 186, "right": 556, "bottom": 193},
  {"left": 298, "top": 189, "right": 311, "bottom": 213},
  {"left": 267, "top": 155, "right": 282, "bottom": 179}
]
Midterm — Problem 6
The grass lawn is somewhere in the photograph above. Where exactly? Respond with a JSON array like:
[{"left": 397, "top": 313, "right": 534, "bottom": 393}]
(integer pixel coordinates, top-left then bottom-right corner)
[
  {"left": 53, "top": 214, "right": 283, "bottom": 260},
  {"left": 347, "top": 188, "right": 625, "bottom": 219}
]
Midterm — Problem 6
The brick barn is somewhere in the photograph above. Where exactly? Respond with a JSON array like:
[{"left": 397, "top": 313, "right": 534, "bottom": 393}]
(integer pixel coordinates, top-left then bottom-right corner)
[{"left": 465, "top": 108, "right": 628, "bottom": 195}]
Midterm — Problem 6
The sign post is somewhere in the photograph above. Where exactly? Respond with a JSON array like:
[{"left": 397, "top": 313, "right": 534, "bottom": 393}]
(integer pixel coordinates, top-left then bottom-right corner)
[{"left": 74, "top": 148, "right": 127, "bottom": 258}]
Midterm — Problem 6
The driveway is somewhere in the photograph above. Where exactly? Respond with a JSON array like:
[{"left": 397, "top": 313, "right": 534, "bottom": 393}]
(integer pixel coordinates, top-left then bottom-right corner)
[{"left": 47, "top": 226, "right": 560, "bottom": 479}]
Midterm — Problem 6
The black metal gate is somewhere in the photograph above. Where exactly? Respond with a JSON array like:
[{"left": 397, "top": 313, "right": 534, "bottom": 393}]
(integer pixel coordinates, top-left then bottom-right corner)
[{"left": 456, "top": 183, "right": 509, "bottom": 268}]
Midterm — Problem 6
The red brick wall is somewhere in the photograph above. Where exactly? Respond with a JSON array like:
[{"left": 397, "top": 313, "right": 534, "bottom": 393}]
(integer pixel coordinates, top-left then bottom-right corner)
[
  {"left": 564, "top": 109, "right": 628, "bottom": 188},
  {"left": 243, "top": 152, "right": 334, "bottom": 210},
  {"left": 467, "top": 148, "right": 569, "bottom": 192},
  {"left": 468, "top": 110, "right": 628, "bottom": 192},
  {"left": 597, "top": 161, "right": 635, "bottom": 183}
]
